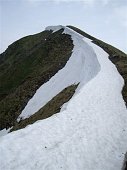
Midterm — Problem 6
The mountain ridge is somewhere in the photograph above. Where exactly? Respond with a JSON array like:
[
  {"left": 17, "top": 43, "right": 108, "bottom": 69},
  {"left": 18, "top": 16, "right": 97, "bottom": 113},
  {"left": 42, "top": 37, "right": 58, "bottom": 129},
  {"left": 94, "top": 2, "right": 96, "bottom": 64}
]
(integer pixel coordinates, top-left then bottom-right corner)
[
  {"left": 0, "top": 25, "right": 127, "bottom": 132},
  {"left": 0, "top": 25, "right": 127, "bottom": 170}
]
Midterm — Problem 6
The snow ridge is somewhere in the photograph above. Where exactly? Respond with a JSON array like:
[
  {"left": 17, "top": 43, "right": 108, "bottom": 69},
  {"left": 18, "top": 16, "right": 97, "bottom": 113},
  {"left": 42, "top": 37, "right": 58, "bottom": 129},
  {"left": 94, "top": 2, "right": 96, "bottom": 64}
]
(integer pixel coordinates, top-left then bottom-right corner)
[
  {"left": 18, "top": 26, "right": 100, "bottom": 120},
  {"left": 0, "top": 26, "right": 127, "bottom": 170}
]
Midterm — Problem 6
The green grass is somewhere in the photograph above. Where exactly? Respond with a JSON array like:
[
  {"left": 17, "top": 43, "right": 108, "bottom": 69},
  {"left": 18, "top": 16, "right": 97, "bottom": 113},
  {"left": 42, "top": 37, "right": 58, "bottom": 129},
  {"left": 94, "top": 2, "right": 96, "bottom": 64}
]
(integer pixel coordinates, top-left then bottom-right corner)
[{"left": 0, "top": 30, "right": 52, "bottom": 99}]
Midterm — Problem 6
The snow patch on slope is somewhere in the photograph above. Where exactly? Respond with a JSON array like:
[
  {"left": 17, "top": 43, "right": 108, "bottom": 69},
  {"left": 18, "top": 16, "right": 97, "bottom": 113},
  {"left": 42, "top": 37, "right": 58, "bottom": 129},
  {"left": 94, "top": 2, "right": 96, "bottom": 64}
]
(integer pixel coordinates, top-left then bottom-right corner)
[
  {"left": 18, "top": 26, "right": 100, "bottom": 120},
  {"left": 0, "top": 26, "right": 127, "bottom": 170}
]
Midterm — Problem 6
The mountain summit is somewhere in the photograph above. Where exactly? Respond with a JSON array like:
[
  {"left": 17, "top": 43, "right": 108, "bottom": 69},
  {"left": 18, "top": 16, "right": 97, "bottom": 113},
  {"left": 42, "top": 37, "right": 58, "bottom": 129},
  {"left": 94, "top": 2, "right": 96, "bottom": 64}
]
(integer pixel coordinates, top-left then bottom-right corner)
[{"left": 0, "top": 25, "right": 127, "bottom": 170}]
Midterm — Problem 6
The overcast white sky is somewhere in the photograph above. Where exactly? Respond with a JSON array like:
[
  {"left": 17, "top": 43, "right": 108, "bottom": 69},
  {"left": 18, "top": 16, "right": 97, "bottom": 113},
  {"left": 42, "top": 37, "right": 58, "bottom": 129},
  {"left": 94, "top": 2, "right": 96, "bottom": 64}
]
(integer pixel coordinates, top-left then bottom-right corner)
[{"left": 0, "top": 0, "right": 127, "bottom": 53}]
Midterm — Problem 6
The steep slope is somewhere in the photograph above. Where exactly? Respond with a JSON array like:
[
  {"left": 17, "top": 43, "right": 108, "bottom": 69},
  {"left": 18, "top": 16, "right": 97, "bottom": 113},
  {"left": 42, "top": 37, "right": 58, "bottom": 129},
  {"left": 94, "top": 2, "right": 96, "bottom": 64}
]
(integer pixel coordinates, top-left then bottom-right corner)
[
  {"left": 0, "top": 26, "right": 127, "bottom": 170},
  {"left": 0, "top": 28, "right": 73, "bottom": 129}
]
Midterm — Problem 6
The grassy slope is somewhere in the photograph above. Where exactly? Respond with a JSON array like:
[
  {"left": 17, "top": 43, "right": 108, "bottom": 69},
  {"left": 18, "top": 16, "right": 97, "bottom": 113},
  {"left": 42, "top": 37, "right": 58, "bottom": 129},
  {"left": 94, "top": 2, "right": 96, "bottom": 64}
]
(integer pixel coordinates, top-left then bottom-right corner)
[
  {"left": 0, "top": 29, "right": 74, "bottom": 130},
  {"left": 68, "top": 25, "right": 127, "bottom": 106},
  {"left": 0, "top": 30, "right": 52, "bottom": 100}
]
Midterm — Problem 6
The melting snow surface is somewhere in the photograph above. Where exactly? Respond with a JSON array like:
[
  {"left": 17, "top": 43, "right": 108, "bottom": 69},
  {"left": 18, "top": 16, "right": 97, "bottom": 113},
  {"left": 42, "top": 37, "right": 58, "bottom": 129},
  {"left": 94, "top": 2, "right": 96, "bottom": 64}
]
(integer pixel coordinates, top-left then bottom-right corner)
[{"left": 0, "top": 26, "right": 127, "bottom": 170}]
